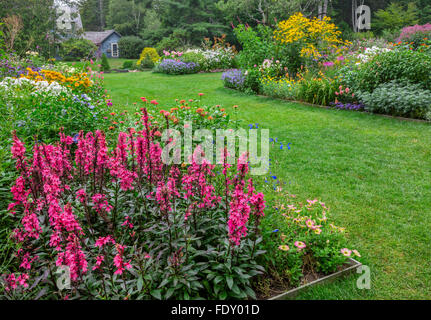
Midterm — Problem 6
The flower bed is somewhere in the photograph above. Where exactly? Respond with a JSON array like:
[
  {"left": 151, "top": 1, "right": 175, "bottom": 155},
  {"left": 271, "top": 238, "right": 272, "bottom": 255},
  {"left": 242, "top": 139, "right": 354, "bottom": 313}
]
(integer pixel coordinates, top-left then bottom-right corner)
[
  {"left": 153, "top": 59, "right": 200, "bottom": 75},
  {"left": 223, "top": 12, "right": 431, "bottom": 121},
  {"left": 2, "top": 104, "right": 267, "bottom": 299}
]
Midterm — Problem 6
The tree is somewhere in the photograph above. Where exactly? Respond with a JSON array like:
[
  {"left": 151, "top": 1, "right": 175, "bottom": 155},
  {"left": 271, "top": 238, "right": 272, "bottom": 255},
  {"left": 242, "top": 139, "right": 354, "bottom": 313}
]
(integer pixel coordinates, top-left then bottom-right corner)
[
  {"left": 0, "top": 0, "right": 62, "bottom": 56},
  {"left": 158, "top": 0, "right": 227, "bottom": 46},
  {"left": 100, "top": 53, "right": 110, "bottom": 71},
  {"left": 374, "top": 2, "right": 419, "bottom": 34},
  {"left": 107, "top": 0, "right": 150, "bottom": 36},
  {"left": 80, "top": 0, "right": 109, "bottom": 31}
]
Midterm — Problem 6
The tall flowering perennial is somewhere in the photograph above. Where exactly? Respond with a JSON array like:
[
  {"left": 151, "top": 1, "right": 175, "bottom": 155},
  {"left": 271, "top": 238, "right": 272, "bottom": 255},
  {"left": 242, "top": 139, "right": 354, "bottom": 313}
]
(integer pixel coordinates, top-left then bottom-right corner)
[
  {"left": 227, "top": 153, "right": 266, "bottom": 247},
  {"left": 397, "top": 24, "right": 431, "bottom": 42},
  {"left": 2, "top": 103, "right": 266, "bottom": 299},
  {"left": 274, "top": 13, "right": 350, "bottom": 59}
]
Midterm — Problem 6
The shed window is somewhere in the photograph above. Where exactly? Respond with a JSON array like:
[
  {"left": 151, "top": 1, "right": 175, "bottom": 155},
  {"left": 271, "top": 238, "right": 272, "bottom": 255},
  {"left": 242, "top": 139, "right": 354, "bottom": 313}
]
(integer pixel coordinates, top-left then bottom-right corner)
[{"left": 111, "top": 43, "right": 119, "bottom": 58}]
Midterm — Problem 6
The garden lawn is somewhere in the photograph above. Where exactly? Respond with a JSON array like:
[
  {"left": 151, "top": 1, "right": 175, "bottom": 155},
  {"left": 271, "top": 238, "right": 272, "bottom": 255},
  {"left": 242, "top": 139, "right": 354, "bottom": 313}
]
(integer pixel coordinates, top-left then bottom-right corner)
[{"left": 104, "top": 71, "right": 431, "bottom": 300}]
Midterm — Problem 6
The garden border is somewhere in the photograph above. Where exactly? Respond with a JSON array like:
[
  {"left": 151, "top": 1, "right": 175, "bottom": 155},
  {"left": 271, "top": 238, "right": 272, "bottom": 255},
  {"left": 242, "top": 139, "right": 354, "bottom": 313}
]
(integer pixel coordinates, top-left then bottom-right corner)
[
  {"left": 267, "top": 258, "right": 362, "bottom": 300},
  {"left": 257, "top": 94, "right": 431, "bottom": 123},
  {"left": 222, "top": 87, "right": 430, "bottom": 123}
]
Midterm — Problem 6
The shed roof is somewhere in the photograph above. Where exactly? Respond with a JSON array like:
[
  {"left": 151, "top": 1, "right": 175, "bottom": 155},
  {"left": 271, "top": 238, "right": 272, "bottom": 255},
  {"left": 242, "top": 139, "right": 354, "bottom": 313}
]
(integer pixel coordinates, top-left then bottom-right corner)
[{"left": 83, "top": 30, "right": 121, "bottom": 45}]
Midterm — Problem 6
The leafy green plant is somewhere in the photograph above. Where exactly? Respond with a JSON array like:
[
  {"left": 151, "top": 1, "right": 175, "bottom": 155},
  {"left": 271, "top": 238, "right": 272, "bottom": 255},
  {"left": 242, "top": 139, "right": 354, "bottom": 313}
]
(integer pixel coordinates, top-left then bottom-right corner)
[
  {"left": 1, "top": 108, "right": 266, "bottom": 299},
  {"left": 100, "top": 53, "right": 111, "bottom": 72},
  {"left": 122, "top": 60, "right": 134, "bottom": 69},
  {"left": 346, "top": 49, "right": 431, "bottom": 93},
  {"left": 357, "top": 80, "right": 431, "bottom": 119},
  {"left": 60, "top": 39, "right": 97, "bottom": 61},
  {"left": 296, "top": 76, "right": 338, "bottom": 106},
  {"left": 118, "top": 36, "right": 145, "bottom": 59},
  {"left": 234, "top": 24, "right": 275, "bottom": 70}
]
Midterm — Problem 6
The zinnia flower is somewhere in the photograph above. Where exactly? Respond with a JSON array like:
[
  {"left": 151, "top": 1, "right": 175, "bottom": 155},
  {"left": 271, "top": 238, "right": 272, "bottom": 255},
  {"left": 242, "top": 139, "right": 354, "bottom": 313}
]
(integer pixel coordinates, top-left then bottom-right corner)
[
  {"left": 340, "top": 248, "right": 352, "bottom": 257},
  {"left": 294, "top": 241, "right": 306, "bottom": 249},
  {"left": 278, "top": 245, "right": 290, "bottom": 251}
]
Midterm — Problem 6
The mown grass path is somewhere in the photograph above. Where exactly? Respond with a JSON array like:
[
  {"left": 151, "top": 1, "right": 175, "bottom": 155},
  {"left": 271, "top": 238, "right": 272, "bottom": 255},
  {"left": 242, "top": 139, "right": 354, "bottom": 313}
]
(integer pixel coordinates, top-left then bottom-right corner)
[{"left": 105, "top": 71, "right": 431, "bottom": 299}]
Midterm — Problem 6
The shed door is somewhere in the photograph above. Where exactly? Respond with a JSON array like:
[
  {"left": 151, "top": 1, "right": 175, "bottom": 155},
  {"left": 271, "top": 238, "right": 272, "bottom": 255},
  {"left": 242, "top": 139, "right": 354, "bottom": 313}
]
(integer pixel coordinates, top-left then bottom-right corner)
[{"left": 111, "top": 43, "right": 119, "bottom": 58}]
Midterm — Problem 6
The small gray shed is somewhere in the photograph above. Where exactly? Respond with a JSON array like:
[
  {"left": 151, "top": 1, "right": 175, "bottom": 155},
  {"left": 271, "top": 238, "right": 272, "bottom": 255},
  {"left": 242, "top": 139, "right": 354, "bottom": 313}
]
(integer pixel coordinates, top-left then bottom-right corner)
[{"left": 83, "top": 30, "right": 122, "bottom": 58}]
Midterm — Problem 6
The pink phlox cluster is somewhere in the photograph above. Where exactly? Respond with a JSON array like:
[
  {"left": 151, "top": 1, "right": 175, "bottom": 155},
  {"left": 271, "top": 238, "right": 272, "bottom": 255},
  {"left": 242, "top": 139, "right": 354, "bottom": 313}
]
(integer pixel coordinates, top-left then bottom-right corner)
[
  {"left": 397, "top": 23, "right": 431, "bottom": 42},
  {"left": 76, "top": 189, "right": 87, "bottom": 203}
]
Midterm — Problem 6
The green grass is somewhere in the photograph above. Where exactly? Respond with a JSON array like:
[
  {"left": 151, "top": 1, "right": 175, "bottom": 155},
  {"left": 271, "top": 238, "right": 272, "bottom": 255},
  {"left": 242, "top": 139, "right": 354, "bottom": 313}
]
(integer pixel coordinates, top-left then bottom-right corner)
[{"left": 104, "top": 71, "right": 431, "bottom": 300}]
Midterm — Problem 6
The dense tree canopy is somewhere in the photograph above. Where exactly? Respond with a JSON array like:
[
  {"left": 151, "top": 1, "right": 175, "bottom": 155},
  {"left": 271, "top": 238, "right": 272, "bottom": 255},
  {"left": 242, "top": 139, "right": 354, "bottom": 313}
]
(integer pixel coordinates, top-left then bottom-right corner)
[{"left": 1, "top": 0, "right": 431, "bottom": 57}]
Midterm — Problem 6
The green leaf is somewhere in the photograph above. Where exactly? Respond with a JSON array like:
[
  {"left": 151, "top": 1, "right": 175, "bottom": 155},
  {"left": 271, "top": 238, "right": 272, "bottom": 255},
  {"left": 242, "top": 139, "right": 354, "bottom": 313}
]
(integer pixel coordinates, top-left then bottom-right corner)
[
  {"left": 226, "top": 276, "right": 233, "bottom": 290},
  {"left": 151, "top": 289, "right": 162, "bottom": 300},
  {"left": 165, "top": 288, "right": 175, "bottom": 299},
  {"left": 219, "top": 291, "right": 228, "bottom": 300},
  {"left": 214, "top": 275, "right": 223, "bottom": 285},
  {"left": 137, "top": 276, "right": 143, "bottom": 291},
  {"left": 158, "top": 278, "right": 169, "bottom": 288},
  {"left": 244, "top": 286, "right": 257, "bottom": 300}
]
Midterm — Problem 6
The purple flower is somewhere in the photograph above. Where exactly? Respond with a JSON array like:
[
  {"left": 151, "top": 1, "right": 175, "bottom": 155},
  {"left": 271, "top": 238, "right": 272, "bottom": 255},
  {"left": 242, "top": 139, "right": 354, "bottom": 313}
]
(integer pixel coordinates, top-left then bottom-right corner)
[
  {"left": 154, "top": 59, "right": 199, "bottom": 75},
  {"left": 221, "top": 69, "right": 245, "bottom": 89}
]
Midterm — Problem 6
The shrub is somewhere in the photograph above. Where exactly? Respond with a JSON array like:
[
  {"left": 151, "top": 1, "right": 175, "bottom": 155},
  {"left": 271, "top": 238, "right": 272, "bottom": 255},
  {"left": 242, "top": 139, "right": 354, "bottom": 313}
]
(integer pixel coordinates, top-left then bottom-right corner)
[
  {"left": 234, "top": 24, "right": 274, "bottom": 70},
  {"left": 60, "top": 39, "right": 97, "bottom": 61},
  {"left": 122, "top": 60, "right": 134, "bottom": 69},
  {"left": 100, "top": 54, "right": 110, "bottom": 72},
  {"left": 274, "top": 13, "right": 349, "bottom": 60},
  {"left": 155, "top": 32, "right": 184, "bottom": 53},
  {"left": 0, "top": 76, "right": 109, "bottom": 142},
  {"left": 153, "top": 59, "right": 199, "bottom": 75},
  {"left": 357, "top": 80, "right": 431, "bottom": 119},
  {"left": 136, "top": 47, "right": 160, "bottom": 69},
  {"left": 346, "top": 49, "right": 431, "bottom": 93},
  {"left": 118, "top": 36, "right": 145, "bottom": 59},
  {"left": 243, "top": 68, "right": 262, "bottom": 93}
]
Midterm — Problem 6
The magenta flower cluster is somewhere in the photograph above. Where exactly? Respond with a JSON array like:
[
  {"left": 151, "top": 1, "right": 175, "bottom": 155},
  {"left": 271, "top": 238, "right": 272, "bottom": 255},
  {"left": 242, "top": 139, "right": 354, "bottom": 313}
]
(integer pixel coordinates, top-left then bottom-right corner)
[
  {"left": 3, "top": 106, "right": 265, "bottom": 295},
  {"left": 397, "top": 23, "right": 431, "bottom": 42}
]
